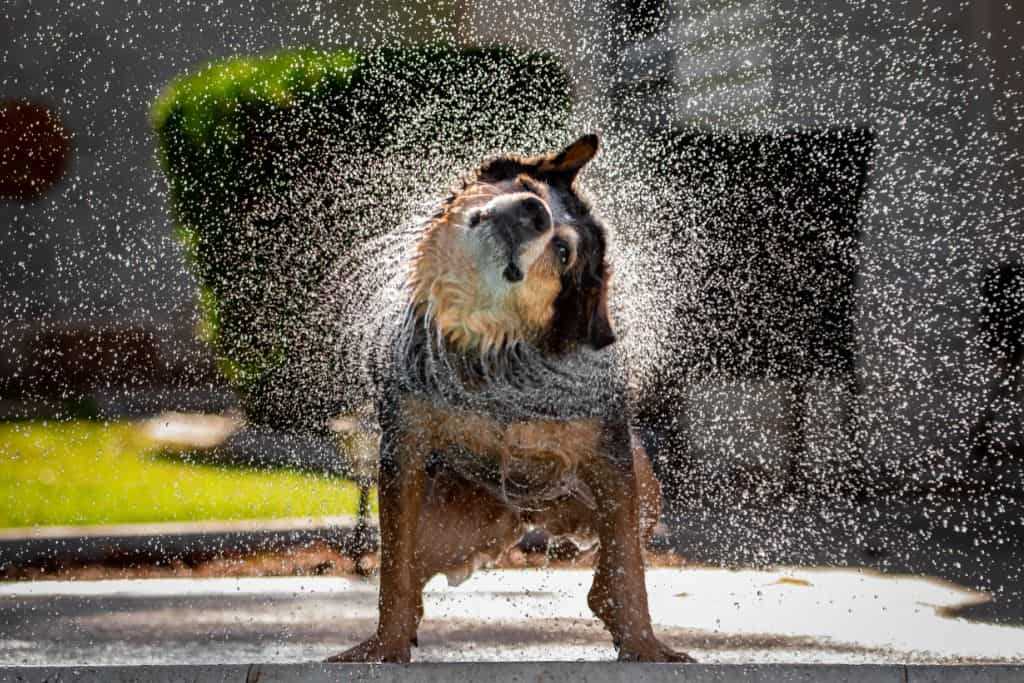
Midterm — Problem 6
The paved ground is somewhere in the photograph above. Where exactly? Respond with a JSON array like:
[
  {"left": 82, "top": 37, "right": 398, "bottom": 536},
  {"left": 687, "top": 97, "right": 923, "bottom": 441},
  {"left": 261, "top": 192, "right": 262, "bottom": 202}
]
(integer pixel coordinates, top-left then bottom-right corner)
[
  {"left": 664, "top": 501, "right": 1024, "bottom": 627},
  {"left": 7, "top": 663, "right": 1024, "bottom": 683},
  {"left": 2, "top": 567, "right": 1023, "bottom": 666}
]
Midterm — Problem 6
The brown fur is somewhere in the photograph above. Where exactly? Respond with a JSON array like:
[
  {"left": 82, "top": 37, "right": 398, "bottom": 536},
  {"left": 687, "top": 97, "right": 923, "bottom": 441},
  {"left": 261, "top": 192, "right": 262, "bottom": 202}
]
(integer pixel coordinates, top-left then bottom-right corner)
[
  {"left": 327, "top": 135, "right": 694, "bottom": 664},
  {"left": 409, "top": 180, "right": 567, "bottom": 352}
]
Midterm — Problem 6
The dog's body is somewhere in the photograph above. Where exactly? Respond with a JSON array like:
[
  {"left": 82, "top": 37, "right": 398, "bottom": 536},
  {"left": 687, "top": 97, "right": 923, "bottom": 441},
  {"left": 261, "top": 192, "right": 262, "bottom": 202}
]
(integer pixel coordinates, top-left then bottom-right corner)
[{"left": 329, "top": 135, "right": 692, "bottom": 663}]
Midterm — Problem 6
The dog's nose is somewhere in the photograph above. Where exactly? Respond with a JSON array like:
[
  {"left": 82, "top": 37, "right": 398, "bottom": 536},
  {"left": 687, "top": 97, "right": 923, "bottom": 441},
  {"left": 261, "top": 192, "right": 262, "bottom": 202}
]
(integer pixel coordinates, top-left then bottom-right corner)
[
  {"left": 502, "top": 262, "right": 524, "bottom": 282},
  {"left": 486, "top": 193, "right": 553, "bottom": 237}
]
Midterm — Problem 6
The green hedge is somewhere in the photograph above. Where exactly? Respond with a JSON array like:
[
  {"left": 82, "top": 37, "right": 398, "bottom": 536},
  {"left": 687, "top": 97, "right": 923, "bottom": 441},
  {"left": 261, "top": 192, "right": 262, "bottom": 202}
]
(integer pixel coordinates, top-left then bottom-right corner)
[{"left": 152, "top": 45, "right": 572, "bottom": 428}]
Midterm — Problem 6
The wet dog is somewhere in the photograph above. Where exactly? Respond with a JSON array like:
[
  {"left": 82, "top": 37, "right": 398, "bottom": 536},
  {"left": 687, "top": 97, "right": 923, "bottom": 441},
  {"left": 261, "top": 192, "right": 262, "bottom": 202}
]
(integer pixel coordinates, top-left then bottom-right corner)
[{"left": 327, "top": 135, "right": 693, "bottom": 663}]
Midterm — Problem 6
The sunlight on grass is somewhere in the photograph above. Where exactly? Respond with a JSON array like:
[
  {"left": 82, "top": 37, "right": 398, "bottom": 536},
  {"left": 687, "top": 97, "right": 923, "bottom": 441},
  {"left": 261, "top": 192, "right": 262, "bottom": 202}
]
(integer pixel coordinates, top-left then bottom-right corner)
[{"left": 0, "top": 421, "right": 369, "bottom": 528}]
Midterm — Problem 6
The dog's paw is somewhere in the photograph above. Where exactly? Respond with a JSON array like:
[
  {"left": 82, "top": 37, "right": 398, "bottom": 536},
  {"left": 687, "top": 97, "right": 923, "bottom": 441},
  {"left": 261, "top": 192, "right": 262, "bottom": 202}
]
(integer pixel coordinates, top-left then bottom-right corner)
[
  {"left": 617, "top": 639, "right": 697, "bottom": 663},
  {"left": 324, "top": 636, "right": 410, "bottom": 663}
]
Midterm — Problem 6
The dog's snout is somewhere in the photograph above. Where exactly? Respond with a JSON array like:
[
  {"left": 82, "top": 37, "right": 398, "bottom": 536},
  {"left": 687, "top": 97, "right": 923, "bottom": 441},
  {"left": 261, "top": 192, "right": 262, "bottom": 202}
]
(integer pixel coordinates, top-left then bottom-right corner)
[{"left": 484, "top": 193, "right": 552, "bottom": 238}]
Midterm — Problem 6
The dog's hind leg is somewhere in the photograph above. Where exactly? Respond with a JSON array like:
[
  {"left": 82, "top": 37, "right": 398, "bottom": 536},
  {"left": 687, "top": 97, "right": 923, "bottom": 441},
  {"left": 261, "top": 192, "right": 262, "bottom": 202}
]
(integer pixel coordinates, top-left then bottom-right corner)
[
  {"left": 411, "top": 469, "right": 525, "bottom": 633},
  {"left": 633, "top": 442, "right": 663, "bottom": 548}
]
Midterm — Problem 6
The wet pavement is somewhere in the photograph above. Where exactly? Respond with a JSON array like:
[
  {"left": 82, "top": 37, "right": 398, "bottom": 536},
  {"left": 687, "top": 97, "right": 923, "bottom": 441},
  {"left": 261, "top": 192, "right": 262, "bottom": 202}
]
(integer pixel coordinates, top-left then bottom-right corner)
[{"left": 2, "top": 567, "right": 1023, "bottom": 665}]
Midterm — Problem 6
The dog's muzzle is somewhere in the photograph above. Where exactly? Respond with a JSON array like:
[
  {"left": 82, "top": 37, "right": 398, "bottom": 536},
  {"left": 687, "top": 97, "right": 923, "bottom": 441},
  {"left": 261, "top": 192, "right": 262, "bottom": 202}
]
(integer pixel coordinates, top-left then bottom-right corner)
[{"left": 472, "top": 193, "right": 553, "bottom": 282}]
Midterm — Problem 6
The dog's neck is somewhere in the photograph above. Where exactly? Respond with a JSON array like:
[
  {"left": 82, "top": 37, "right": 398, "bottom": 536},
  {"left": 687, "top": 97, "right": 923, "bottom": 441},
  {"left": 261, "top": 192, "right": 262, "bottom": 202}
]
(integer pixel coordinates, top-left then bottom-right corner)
[{"left": 388, "top": 303, "right": 624, "bottom": 423}]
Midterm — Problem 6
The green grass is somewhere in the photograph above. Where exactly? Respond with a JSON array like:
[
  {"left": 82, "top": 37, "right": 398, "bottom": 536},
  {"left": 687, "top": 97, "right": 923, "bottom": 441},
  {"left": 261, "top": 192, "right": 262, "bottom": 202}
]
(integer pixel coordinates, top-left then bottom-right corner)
[{"left": 0, "top": 421, "right": 368, "bottom": 528}]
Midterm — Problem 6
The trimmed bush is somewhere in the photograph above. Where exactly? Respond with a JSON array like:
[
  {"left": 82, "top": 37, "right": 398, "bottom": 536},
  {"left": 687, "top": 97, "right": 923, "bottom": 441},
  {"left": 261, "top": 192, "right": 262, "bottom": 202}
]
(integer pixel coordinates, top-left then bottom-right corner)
[{"left": 152, "top": 46, "right": 572, "bottom": 428}]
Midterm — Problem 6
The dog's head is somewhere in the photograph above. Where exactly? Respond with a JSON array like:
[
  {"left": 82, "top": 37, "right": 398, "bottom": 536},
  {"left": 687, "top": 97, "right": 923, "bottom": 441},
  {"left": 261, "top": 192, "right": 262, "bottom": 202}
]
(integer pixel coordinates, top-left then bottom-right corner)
[{"left": 410, "top": 134, "right": 615, "bottom": 355}]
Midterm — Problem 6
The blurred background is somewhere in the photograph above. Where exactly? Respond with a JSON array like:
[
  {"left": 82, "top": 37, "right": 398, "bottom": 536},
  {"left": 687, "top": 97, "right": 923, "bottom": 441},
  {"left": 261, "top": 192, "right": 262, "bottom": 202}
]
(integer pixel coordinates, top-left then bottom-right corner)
[{"left": 1, "top": 0, "right": 1022, "bottom": 630}]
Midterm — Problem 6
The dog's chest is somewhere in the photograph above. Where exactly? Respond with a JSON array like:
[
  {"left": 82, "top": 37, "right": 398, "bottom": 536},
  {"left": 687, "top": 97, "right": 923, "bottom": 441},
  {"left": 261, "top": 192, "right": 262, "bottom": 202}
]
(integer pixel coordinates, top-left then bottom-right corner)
[
  {"left": 404, "top": 396, "right": 603, "bottom": 461},
  {"left": 402, "top": 397, "right": 604, "bottom": 504}
]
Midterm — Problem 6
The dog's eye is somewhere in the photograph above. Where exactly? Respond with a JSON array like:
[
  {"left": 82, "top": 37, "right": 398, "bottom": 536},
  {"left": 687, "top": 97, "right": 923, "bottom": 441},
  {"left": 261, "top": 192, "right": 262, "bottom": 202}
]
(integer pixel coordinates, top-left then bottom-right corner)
[{"left": 554, "top": 240, "right": 570, "bottom": 266}]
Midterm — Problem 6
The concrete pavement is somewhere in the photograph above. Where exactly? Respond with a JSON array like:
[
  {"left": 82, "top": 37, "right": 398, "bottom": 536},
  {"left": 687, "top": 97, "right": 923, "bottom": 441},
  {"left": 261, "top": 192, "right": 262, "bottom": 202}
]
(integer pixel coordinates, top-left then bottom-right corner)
[
  {"left": 6, "top": 662, "right": 1024, "bottom": 682},
  {"left": 2, "top": 568, "right": 1022, "bottom": 667}
]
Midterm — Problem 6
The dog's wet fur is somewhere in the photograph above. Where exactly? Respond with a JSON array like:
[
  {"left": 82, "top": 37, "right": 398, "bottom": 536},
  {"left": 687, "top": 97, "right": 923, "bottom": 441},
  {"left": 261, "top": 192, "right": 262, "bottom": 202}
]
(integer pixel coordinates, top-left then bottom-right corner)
[{"left": 327, "top": 135, "right": 694, "bottom": 663}]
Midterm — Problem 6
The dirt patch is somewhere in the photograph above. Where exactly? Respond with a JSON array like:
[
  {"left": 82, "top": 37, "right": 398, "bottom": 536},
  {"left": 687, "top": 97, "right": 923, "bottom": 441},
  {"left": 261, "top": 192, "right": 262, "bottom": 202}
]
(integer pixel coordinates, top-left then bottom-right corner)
[{"left": 1, "top": 539, "right": 686, "bottom": 582}]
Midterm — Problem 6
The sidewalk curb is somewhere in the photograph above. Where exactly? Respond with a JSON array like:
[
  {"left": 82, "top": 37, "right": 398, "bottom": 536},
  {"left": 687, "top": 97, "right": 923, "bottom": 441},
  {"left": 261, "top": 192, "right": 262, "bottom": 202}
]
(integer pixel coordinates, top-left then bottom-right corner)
[
  {"left": 0, "top": 517, "right": 377, "bottom": 569},
  {"left": 2, "top": 663, "right": 1023, "bottom": 683}
]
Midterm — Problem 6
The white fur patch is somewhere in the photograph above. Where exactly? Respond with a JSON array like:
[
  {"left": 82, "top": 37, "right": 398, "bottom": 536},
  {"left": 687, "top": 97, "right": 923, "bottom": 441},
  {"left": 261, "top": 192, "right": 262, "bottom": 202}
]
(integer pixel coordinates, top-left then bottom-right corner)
[{"left": 461, "top": 213, "right": 552, "bottom": 299}]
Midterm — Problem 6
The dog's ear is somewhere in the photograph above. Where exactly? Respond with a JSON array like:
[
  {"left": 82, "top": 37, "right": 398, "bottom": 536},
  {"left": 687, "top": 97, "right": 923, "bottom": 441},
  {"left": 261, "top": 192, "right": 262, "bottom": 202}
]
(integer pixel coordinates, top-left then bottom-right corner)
[
  {"left": 540, "top": 134, "right": 599, "bottom": 180},
  {"left": 585, "top": 277, "right": 616, "bottom": 350},
  {"left": 547, "top": 264, "right": 616, "bottom": 353}
]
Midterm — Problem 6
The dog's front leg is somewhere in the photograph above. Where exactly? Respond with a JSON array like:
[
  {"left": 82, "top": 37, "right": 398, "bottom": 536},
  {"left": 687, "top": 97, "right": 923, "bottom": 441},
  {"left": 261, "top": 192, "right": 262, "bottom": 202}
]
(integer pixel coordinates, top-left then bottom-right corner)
[
  {"left": 326, "top": 424, "right": 427, "bottom": 663},
  {"left": 582, "top": 428, "right": 695, "bottom": 663}
]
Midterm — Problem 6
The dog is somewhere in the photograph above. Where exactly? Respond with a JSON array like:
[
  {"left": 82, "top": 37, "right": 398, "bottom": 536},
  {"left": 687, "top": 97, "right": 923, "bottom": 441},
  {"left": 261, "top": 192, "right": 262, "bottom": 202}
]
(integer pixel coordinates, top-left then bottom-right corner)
[{"left": 327, "top": 134, "right": 693, "bottom": 663}]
